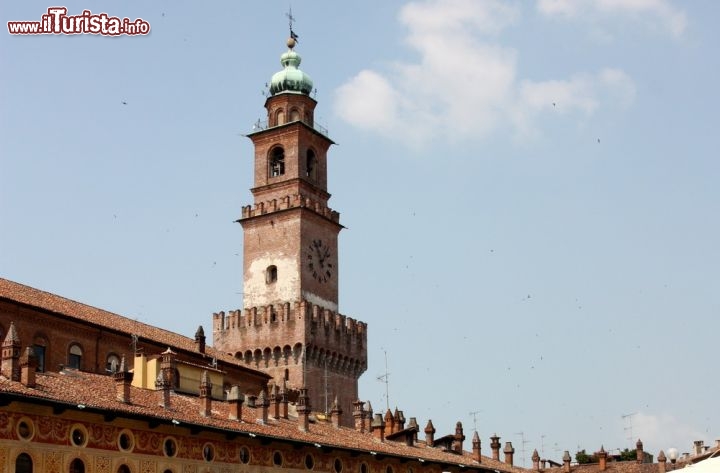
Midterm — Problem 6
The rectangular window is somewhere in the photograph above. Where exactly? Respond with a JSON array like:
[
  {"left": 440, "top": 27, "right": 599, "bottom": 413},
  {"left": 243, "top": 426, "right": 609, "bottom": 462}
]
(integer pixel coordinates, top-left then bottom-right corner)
[
  {"left": 68, "top": 354, "right": 81, "bottom": 369},
  {"left": 33, "top": 345, "right": 46, "bottom": 372}
]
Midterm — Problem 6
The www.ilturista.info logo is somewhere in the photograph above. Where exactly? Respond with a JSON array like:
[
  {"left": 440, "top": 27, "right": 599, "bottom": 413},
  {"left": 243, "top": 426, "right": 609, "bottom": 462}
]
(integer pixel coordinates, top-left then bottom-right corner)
[{"left": 7, "top": 7, "right": 150, "bottom": 36}]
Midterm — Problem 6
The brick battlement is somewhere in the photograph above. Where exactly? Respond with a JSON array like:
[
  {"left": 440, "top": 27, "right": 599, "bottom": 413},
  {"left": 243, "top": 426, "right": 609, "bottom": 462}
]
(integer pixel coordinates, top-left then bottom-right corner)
[
  {"left": 213, "top": 300, "right": 365, "bottom": 346},
  {"left": 240, "top": 193, "right": 340, "bottom": 222},
  {"left": 212, "top": 300, "right": 368, "bottom": 385}
]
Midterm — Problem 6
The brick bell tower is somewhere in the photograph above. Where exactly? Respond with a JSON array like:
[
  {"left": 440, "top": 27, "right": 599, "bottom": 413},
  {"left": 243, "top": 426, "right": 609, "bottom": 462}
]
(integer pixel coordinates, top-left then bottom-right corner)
[{"left": 213, "top": 35, "right": 367, "bottom": 424}]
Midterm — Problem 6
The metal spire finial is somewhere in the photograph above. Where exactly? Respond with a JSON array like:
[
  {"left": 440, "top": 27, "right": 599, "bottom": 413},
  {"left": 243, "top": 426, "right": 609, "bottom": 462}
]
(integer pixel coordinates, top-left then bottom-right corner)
[{"left": 286, "top": 7, "right": 299, "bottom": 44}]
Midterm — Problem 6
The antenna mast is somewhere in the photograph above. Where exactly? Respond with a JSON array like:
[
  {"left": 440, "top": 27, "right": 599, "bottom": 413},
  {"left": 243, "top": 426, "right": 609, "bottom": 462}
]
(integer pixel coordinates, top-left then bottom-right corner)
[
  {"left": 516, "top": 431, "right": 531, "bottom": 467},
  {"left": 621, "top": 413, "right": 637, "bottom": 443},
  {"left": 376, "top": 350, "right": 390, "bottom": 410},
  {"left": 469, "top": 411, "right": 482, "bottom": 431}
]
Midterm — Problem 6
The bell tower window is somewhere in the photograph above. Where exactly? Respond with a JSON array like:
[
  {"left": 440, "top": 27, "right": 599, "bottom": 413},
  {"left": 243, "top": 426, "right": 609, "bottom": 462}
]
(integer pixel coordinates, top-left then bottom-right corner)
[
  {"left": 306, "top": 150, "right": 317, "bottom": 181},
  {"left": 276, "top": 109, "right": 285, "bottom": 126},
  {"left": 290, "top": 108, "right": 301, "bottom": 122},
  {"left": 269, "top": 147, "right": 285, "bottom": 177}
]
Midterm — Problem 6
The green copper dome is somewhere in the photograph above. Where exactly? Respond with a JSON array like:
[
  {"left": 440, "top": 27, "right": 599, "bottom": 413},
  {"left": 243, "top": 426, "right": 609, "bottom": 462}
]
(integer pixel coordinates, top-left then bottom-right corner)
[{"left": 269, "top": 38, "right": 313, "bottom": 96}]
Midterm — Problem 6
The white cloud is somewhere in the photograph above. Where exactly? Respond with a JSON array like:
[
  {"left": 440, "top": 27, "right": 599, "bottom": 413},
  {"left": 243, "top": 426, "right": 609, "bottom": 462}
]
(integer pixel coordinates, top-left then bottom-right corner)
[
  {"left": 334, "top": 0, "right": 635, "bottom": 147},
  {"left": 537, "top": 0, "right": 687, "bottom": 38},
  {"left": 632, "top": 412, "right": 706, "bottom": 454}
]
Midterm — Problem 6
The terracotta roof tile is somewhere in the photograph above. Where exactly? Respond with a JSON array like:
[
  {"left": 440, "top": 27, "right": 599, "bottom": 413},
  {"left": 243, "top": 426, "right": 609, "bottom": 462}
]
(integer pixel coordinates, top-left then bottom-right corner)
[
  {"left": 0, "top": 370, "right": 524, "bottom": 472},
  {"left": 0, "top": 278, "right": 267, "bottom": 378}
]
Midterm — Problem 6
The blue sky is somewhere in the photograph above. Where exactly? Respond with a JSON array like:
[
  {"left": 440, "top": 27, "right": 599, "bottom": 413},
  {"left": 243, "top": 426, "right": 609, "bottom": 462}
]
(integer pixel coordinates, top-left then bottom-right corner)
[{"left": 2, "top": 0, "right": 718, "bottom": 464}]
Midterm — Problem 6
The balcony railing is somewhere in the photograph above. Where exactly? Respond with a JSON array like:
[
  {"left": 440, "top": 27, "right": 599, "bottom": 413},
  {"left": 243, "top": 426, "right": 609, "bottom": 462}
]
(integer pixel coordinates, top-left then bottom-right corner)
[{"left": 249, "top": 118, "right": 329, "bottom": 138}]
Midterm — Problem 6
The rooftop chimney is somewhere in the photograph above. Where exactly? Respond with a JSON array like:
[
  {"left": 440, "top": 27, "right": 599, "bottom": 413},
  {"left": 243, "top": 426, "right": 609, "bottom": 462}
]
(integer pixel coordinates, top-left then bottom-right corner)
[
  {"left": 258, "top": 389, "right": 269, "bottom": 424},
  {"left": 280, "top": 381, "right": 289, "bottom": 419},
  {"left": 270, "top": 384, "right": 280, "bottom": 419},
  {"left": 394, "top": 408, "right": 405, "bottom": 431},
  {"left": 199, "top": 370, "right": 212, "bottom": 417},
  {"left": 155, "top": 370, "right": 171, "bottom": 409},
  {"left": 562, "top": 451, "right": 571, "bottom": 473},
  {"left": 504, "top": 441, "right": 515, "bottom": 466},
  {"left": 384, "top": 409, "right": 395, "bottom": 434},
  {"left": 297, "top": 387, "right": 310, "bottom": 432},
  {"left": 472, "top": 431, "right": 482, "bottom": 463},
  {"left": 454, "top": 422, "right": 465, "bottom": 453},
  {"left": 372, "top": 413, "right": 386, "bottom": 441},
  {"left": 532, "top": 449, "right": 540, "bottom": 471},
  {"left": 425, "top": 420, "right": 436, "bottom": 447},
  {"left": 1, "top": 322, "right": 21, "bottom": 381},
  {"left": 658, "top": 451, "right": 667, "bottom": 473},
  {"left": 160, "top": 348, "right": 176, "bottom": 391},
  {"left": 597, "top": 446, "right": 608, "bottom": 471},
  {"left": 20, "top": 346, "right": 38, "bottom": 388},
  {"left": 490, "top": 434, "right": 501, "bottom": 461},
  {"left": 228, "top": 385, "right": 244, "bottom": 420},
  {"left": 365, "top": 401, "right": 374, "bottom": 432},
  {"left": 636, "top": 439, "right": 644, "bottom": 464},
  {"left": 408, "top": 417, "right": 419, "bottom": 442},
  {"left": 194, "top": 326, "right": 206, "bottom": 354},
  {"left": 330, "top": 396, "right": 342, "bottom": 428},
  {"left": 353, "top": 400, "right": 366, "bottom": 433},
  {"left": 113, "top": 355, "right": 134, "bottom": 403},
  {"left": 693, "top": 441, "right": 704, "bottom": 456}
]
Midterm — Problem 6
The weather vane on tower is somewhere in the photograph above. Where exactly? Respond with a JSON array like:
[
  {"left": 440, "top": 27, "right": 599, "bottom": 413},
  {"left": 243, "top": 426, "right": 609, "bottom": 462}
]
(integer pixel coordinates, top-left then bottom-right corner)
[{"left": 286, "top": 7, "right": 299, "bottom": 43}]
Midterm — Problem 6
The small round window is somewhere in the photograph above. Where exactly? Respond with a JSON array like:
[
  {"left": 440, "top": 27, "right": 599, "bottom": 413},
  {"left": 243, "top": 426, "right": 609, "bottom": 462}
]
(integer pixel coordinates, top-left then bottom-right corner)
[
  {"left": 203, "top": 443, "right": 215, "bottom": 462},
  {"left": 334, "top": 458, "right": 343, "bottom": 473},
  {"left": 305, "top": 454, "right": 315, "bottom": 470},
  {"left": 273, "top": 451, "right": 283, "bottom": 466},
  {"left": 70, "top": 424, "right": 88, "bottom": 447},
  {"left": 240, "top": 446, "right": 251, "bottom": 464},
  {"left": 118, "top": 430, "right": 134, "bottom": 452},
  {"left": 163, "top": 437, "right": 178, "bottom": 457},
  {"left": 16, "top": 417, "right": 34, "bottom": 441}
]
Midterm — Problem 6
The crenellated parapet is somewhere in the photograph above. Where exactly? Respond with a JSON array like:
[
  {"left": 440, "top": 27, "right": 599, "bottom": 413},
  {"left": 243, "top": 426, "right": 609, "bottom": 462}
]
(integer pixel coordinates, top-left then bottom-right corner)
[
  {"left": 213, "top": 300, "right": 367, "bottom": 377},
  {"left": 240, "top": 193, "right": 340, "bottom": 223}
]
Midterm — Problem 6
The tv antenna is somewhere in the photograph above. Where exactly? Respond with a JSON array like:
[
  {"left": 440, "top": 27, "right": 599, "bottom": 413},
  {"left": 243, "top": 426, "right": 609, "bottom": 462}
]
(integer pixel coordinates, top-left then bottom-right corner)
[
  {"left": 516, "top": 431, "right": 531, "bottom": 467},
  {"left": 621, "top": 412, "right": 637, "bottom": 443},
  {"left": 130, "top": 334, "right": 141, "bottom": 354},
  {"left": 469, "top": 410, "right": 482, "bottom": 431},
  {"left": 541, "top": 434, "right": 546, "bottom": 456},
  {"left": 376, "top": 349, "right": 390, "bottom": 410}
]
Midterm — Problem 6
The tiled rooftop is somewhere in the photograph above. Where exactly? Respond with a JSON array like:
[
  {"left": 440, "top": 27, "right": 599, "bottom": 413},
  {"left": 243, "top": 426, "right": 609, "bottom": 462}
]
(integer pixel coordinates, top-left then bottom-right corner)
[
  {"left": 0, "top": 278, "right": 265, "bottom": 377},
  {"left": 542, "top": 461, "right": 660, "bottom": 473},
  {"left": 0, "top": 369, "right": 524, "bottom": 473}
]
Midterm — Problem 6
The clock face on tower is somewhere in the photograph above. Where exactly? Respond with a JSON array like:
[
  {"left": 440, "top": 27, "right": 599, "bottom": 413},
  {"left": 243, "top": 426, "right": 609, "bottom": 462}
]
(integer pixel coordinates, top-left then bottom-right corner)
[{"left": 305, "top": 239, "right": 333, "bottom": 283}]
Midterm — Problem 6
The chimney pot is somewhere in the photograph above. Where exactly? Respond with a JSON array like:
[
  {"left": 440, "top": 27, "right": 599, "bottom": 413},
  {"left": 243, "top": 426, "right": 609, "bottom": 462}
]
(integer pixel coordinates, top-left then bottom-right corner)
[
  {"left": 228, "top": 385, "right": 244, "bottom": 421},
  {"left": 372, "top": 413, "right": 386, "bottom": 441},
  {"left": 598, "top": 446, "right": 608, "bottom": 471},
  {"left": 490, "top": 434, "right": 501, "bottom": 461},
  {"left": 658, "top": 451, "right": 667, "bottom": 473},
  {"left": 562, "top": 451, "right": 571, "bottom": 473},
  {"left": 504, "top": 441, "right": 515, "bottom": 466}
]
